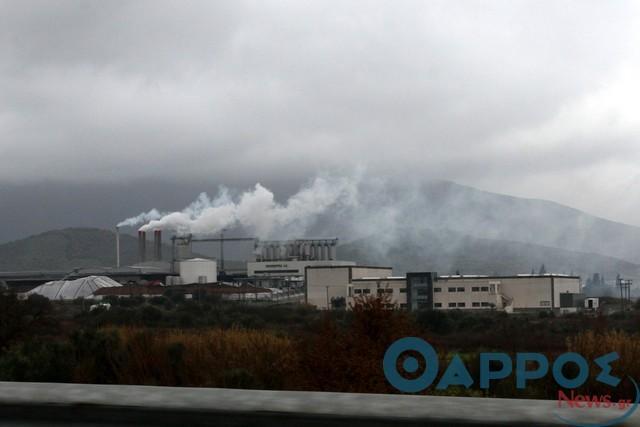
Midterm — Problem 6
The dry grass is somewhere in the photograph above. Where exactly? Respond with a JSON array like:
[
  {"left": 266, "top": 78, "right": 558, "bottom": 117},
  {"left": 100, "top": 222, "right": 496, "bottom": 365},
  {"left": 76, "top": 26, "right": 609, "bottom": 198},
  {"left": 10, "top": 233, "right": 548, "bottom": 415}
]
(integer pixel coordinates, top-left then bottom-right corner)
[
  {"left": 79, "top": 327, "right": 297, "bottom": 389},
  {"left": 567, "top": 330, "right": 640, "bottom": 398}
]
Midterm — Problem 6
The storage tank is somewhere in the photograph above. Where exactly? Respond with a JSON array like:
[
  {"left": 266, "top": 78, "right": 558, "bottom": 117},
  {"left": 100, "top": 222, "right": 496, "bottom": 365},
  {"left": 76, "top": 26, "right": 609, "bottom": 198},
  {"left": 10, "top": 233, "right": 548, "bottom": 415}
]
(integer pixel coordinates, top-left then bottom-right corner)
[
  {"left": 179, "top": 258, "right": 217, "bottom": 284},
  {"left": 321, "top": 243, "right": 329, "bottom": 260}
]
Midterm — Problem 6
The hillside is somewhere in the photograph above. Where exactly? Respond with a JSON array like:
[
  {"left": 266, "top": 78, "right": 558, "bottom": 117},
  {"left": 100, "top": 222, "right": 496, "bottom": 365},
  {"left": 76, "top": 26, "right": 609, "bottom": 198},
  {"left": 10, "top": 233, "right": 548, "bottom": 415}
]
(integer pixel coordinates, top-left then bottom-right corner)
[
  {"left": 338, "top": 227, "right": 640, "bottom": 285},
  {"left": 309, "top": 180, "right": 640, "bottom": 265},
  {"left": 0, "top": 228, "right": 244, "bottom": 272},
  {"left": 0, "top": 228, "right": 152, "bottom": 271}
]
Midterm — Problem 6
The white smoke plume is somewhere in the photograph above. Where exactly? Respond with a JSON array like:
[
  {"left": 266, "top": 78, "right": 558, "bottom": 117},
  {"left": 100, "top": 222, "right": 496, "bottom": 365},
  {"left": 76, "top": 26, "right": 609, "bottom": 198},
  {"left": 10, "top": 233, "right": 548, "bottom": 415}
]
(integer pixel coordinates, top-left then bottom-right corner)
[
  {"left": 116, "top": 208, "right": 163, "bottom": 228},
  {"left": 118, "top": 175, "right": 359, "bottom": 239}
]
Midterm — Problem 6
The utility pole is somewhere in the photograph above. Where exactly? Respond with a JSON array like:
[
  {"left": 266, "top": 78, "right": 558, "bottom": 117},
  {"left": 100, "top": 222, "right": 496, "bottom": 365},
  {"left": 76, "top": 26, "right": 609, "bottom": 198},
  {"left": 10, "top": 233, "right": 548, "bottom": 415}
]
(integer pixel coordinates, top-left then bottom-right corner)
[
  {"left": 220, "top": 229, "right": 225, "bottom": 272},
  {"left": 617, "top": 278, "right": 632, "bottom": 312}
]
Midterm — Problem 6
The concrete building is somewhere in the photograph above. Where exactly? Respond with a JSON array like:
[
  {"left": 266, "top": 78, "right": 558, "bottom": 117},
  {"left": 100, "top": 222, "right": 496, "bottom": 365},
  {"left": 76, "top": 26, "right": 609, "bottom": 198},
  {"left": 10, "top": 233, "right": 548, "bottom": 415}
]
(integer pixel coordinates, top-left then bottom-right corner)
[
  {"left": 306, "top": 268, "right": 582, "bottom": 313},
  {"left": 348, "top": 277, "right": 408, "bottom": 309},
  {"left": 305, "top": 265, "right": 393, "bottom": 309},
  {"left": 178, "top": 258, "right": 217, "bottom": 285}
]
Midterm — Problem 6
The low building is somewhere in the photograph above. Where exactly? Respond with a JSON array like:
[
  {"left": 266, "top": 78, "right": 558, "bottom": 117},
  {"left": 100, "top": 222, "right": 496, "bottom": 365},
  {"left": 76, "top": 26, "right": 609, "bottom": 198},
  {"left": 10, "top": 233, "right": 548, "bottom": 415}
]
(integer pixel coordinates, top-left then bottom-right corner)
[
  {"left": 349, "top": 277, "right": 408, "bottom": 309},
  {"left": 92, "top": 283, "right": 271, "bottom": 301},
  {"left": 179, "top": 258, "right": 217, "bottom": 284},
  {"left": 305, "top": 267, "right": 582, "bottom": 313},
  {"left": 305, "top": 265, "right": 393, "bottom": 309},
  {"left": 430, "top": 274, "right": 580, "bottom": 311}
]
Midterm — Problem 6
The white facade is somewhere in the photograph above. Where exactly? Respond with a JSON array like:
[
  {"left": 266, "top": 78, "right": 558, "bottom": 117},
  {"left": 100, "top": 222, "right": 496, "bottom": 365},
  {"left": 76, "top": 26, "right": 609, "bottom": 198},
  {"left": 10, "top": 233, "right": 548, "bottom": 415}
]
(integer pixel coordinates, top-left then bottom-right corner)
[
  {"left": 433, "top": 274, "right": 581, "bottom": 311},
  {"left": 432, "top": 277, "right": 504, "bottom": 310},
  {"left": 349, "top": 278, "right": 408, "bottom": 309},
  {"left": 248, "top": 260, "right": 355, "bottom": 277},
  {"left": 585, "top": 297, "right": 600, "bottom": 309},
  {"left": 305, "top": 265, "right": 394, "bottom": 309},
  {"left": 306, "top": 268, "right": 582, "bottom": 312},
  {"left": 179, "top": 258, "right": 217, "bottom": 284}
]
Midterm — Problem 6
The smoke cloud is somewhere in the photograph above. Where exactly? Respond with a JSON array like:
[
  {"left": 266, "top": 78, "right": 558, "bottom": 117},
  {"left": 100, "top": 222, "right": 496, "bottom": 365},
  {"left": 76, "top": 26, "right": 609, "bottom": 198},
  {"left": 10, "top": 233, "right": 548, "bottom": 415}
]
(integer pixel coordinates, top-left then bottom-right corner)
[
  {"left": 116, "top": 209, "right": 163, "bottom": 228},
  {"left": 119, "top": 175, "right": 359, "bottom": 239}
]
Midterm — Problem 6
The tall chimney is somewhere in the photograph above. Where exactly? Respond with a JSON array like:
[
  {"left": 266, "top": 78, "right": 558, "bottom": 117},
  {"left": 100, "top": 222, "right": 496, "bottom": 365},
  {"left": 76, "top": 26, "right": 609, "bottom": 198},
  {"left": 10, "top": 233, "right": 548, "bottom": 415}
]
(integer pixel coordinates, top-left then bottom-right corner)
[
  {"left": 115, "top": 226, "right": 121, "bottom": 268},
  {"left": 153, "top": 230, "right": 162, "bottom": 261},
  {"left": 138, "top": 230, "right": 147, "bottom": 263}
]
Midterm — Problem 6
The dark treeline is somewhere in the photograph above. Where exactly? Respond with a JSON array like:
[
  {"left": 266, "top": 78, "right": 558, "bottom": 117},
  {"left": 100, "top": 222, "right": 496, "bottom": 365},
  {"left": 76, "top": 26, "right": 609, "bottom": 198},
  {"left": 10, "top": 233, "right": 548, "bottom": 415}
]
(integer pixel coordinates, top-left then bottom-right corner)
[{"left": 1, "top": 292, "right": 640, "bottom": 400}]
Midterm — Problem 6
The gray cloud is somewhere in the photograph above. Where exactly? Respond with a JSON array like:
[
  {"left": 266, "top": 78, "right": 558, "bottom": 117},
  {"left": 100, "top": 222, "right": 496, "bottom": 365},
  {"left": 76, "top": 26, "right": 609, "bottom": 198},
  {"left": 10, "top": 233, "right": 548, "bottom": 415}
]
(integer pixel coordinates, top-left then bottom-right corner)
[{"left": 1, "top": 0, "right": 639, "bottom": 227}]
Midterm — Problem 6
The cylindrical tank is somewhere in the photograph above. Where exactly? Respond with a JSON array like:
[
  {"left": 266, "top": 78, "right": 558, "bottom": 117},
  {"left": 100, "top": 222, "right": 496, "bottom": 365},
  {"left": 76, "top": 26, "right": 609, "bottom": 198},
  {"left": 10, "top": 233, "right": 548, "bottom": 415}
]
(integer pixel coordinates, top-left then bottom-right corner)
[
  {"left": 322, "top": 243, "right": 329, "bottom": 261},
  {"left": 329, "top": 243, "right": 337, "bottom": 260}
]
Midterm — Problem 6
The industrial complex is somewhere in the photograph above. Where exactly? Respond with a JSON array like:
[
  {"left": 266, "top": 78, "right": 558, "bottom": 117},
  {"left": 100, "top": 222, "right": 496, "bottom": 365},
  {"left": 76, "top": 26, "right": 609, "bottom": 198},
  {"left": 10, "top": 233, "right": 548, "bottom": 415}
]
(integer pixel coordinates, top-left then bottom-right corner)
[{"left": 3, "top": 229, "right": 590, "bottom": 313}]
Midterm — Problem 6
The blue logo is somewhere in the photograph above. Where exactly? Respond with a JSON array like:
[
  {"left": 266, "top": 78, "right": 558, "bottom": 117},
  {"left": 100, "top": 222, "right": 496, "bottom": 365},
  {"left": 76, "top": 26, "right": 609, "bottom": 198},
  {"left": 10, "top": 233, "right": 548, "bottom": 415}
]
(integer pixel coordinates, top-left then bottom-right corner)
[{"left": 383, "top": 337, "right": 639, "bottom": 427}]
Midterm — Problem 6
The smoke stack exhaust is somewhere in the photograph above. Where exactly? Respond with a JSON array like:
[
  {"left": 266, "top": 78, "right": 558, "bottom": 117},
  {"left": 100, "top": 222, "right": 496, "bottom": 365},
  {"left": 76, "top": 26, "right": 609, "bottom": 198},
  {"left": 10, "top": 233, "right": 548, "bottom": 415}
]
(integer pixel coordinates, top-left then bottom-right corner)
[
  {"left": 138, "top": 230, "right": 147, "bottom": 263},
  {"left": 153, "top": 229, "right": 162, "bottom": 261}
]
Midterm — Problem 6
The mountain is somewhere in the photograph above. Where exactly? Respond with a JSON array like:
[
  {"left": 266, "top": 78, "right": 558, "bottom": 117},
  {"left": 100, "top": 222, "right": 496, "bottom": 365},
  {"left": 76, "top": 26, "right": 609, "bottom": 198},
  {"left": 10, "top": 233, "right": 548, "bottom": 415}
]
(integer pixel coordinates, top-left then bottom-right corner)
[
  {"left": 309, "top": 180, "right": 640, "bottom": 265},
  {"left": 0, "top": 228, "right": 241, "bottom": 272},
  {"left": 0, "top": 228, "right": 141, "bottom": 271},
  {"left": 338, "top": 228, "right": 640, "bottom": 280}
]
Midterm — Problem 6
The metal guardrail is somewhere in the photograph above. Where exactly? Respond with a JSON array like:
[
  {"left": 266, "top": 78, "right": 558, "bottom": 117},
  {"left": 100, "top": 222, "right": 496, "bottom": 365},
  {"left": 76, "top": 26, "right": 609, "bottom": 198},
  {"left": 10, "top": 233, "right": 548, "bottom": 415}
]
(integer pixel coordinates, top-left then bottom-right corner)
[{"left": 0, "top": 382, "right": 638, "bottom": 426}]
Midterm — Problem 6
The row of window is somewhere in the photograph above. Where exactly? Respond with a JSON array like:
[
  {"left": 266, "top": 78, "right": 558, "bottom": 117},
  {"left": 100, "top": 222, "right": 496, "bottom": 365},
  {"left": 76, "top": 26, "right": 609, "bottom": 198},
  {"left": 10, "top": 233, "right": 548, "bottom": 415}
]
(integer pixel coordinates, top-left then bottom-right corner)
[
  {"left": 433, "top": 286, "right": 490, "bottom": 293},
  {"left": 352, "top": 288, "right": 407, "bottom": 295},
  {"left": 434, "top": 302, "right": 493, "bottom": 308}
]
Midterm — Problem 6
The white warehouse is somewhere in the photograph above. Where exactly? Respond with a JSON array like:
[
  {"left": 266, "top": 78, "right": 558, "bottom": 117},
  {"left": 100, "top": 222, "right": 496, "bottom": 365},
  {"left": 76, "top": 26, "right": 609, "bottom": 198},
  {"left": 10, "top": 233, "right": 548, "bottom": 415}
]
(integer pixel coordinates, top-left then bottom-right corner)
[{"left": 306, "top": 267, "right": 582, "bottom": 313}]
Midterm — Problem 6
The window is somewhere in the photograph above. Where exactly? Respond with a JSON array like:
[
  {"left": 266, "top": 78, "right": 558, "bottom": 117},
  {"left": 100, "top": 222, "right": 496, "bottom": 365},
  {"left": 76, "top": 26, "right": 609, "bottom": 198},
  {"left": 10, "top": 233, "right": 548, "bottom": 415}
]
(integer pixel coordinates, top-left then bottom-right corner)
[
  {"left": 472, "top": 287, "right": 480, "bottom": 292},
  {"left": 399, "top": 288, "right": 407, "bottom": 293},
  {"left": 448, "top": 287, "right": 457, "bottom": 292},
  {"left": 417, "top": 288, "right": 429, "bottom": 296},
  {"left": 481, "top": 302, "right": 491, "bottom": 307},
  {"left": 434, "top": 303, "right": 442, "bottom": 308},
  {"left": 481, "top": 286, "right": 489, "bottom": 292},
  {"left": 434, "top": 287, "right": 442, "bottom": 292},
  {"left": 377, "top": 289, "right": 385, "bottom": 295},
  {"left": 354, "top": 289, "right": 362, "bottom": 294},
  {"left": 472, "top": 302, "right": 480, "bottom": 307},
  {"left": 448, "top": 302, "right": 456, "bottom": 307},
  {"left": 363, "top": 289, "right": 371, "bottom": 294},
  {"left": 457, "top": 302, "right": 466, "bottom": 307},
  {"left": 400, "top": 303, "right": 408, "bottom": 309},
  {"left": 457, "top": 287, "right": 465, "bottom": 292},
  {"left": 385, "top": 288, "right": 393, "bottom": 294}
]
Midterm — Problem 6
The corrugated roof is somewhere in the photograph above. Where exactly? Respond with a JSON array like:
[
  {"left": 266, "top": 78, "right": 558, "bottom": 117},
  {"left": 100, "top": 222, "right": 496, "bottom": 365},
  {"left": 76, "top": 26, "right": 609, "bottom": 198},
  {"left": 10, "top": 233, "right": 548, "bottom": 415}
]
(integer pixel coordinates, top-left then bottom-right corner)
[{"left": 25, "top": 276, "right": 122, "bottom": 300}]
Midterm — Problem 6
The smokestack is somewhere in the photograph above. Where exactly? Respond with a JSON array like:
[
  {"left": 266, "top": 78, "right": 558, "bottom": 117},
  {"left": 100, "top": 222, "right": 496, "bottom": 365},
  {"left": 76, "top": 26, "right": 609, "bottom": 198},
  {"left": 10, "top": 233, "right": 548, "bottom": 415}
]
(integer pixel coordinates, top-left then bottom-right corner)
[
  {"left": 153, "top": 230, "right": 162, "bottom": 261},
  {"left": 138, "top": 230, "right": 147, "bottom": 263},
  {"left": 115, "top": 226, "right": 121, "bottom": 268}
]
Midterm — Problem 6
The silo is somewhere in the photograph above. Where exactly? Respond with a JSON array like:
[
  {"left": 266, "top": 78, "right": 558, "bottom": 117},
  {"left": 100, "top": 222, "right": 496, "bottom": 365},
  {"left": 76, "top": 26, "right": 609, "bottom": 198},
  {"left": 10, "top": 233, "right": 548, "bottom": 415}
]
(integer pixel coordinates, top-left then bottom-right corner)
[
  {"left": 329, "top": 242, "right": 337, "bottom": 260},
  {"left": 322, "top": 243, "right": 329, "bottom": 260}
]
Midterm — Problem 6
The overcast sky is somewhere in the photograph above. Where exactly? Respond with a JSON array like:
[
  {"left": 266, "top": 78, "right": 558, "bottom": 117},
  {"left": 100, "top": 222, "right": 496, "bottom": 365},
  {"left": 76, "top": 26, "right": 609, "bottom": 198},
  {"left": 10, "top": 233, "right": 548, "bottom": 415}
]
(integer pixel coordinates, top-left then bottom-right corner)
[{"left": 1, "top": 0, "right": 640, "bottom": 240}]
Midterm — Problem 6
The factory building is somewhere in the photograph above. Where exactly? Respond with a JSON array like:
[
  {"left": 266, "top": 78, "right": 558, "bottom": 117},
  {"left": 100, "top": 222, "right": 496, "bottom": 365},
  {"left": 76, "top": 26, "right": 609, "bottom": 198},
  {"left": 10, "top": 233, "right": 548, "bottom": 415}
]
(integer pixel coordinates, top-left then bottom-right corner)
[
  {"left": 248, "top": 239, "right": 356, "bottom": 289},
  {"left": 306, "top": 267, "right": 582, "bottom": 313},
  {"left": 305, "top": 265, "right": 394, "bottom": 309},
  {"left": 177, "top": 258, "right": 218, "bottom": 285},
  {"left": 433, "top": 274, "right": 581, "bottom": 312}
]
